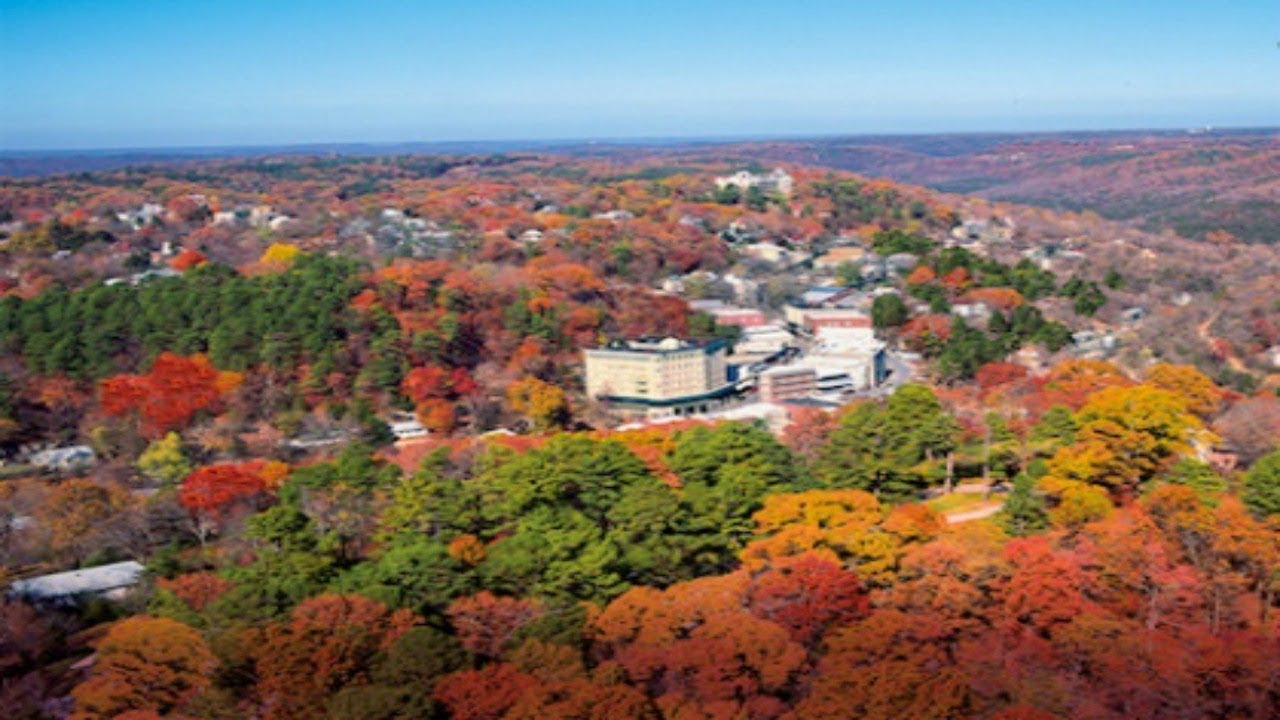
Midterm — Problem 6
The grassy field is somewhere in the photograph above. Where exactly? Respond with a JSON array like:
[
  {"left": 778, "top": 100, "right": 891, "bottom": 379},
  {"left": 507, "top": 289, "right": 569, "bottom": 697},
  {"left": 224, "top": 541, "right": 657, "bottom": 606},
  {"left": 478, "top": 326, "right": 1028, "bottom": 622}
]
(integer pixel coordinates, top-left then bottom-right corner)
[{"left": 926, "top": 492, "right": 1002, "bottom": 515}]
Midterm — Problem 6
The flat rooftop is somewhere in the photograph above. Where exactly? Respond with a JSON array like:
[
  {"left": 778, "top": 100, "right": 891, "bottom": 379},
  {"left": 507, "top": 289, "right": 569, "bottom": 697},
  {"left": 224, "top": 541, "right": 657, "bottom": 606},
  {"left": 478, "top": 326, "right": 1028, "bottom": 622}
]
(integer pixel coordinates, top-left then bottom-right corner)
[{"left": 590, "top": 336, "right": 727, "bottom": 355}]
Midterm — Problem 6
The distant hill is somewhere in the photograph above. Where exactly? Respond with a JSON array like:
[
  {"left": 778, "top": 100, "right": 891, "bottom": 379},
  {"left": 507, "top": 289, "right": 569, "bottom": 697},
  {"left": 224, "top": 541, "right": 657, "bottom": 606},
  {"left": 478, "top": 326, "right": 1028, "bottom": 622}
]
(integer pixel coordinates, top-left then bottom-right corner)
[
  {"left": 6, "top": 128, "right": 1277, "bottom": 244},
  {"left": 0, "top": 137, "right": 721, "bottom": 178},
  {"left": 701, "top": 128, "right": 1280, "bottom": 244}
]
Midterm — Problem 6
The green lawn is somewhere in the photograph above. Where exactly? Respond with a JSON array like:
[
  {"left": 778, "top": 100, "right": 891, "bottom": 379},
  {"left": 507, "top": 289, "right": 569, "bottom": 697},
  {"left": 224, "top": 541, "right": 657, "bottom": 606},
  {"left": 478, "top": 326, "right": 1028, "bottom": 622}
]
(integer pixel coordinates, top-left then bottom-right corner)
[{"left": 926, "top": 492, "right": 1001, "bottom": 515}]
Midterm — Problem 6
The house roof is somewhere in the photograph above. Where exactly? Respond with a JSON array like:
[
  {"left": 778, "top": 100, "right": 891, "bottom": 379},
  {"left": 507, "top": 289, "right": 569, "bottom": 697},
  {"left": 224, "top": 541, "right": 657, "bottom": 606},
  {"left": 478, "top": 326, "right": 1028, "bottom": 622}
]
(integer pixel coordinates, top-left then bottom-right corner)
[
  {"left": 30, "top": 445, "right": 94, "bottom": 466},
  {"left": 9, "top": 561, "right": 146, "bottom": 600}
]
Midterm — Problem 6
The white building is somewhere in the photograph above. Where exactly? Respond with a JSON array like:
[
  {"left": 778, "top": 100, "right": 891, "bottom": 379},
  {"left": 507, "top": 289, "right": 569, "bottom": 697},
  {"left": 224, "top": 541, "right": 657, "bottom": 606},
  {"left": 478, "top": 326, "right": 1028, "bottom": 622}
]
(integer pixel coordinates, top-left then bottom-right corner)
[
  {"left": 211, "top": 210, "right": 239, "bottom": 226},
  {"left": 617, "top": 401, "right": 791, "bottom": 435},
  {"left": 388, "top": 413, "right": 429, "bottom": 441},
  {"left": 784, "top": 327, "right": 888, "bottom": 394},
  {"left": 585, "top": 337, "right": 734, "bottom": 419},
  {"left": 1071, "top": 330, "right": 1118, "bottom": 358},
  {"left": 517, "top": 229, "right": 545, "bottom": 244},
  {"left": 734, "top": 324, "right": 796, "bottom": 355},
  {"left": 720, "top": 273, "right": 760, "bottom": 304},
  {"left": 115, "top": 203, "right": 165, "bottom": 230},
  {"left": 715, "top": 168, "right": 795, "bottom": 196},
  {"left": 592, "top": 210, "right": 635, "bottom": 221},
  {"left": 952, "top": 302, "right": 992, "bottom": 322},
  {"left": 103, "top": 267, "right": 182, "bottom": 287},
  {"left": 740, "top": 241, "right": 807, "bottom": 266}
]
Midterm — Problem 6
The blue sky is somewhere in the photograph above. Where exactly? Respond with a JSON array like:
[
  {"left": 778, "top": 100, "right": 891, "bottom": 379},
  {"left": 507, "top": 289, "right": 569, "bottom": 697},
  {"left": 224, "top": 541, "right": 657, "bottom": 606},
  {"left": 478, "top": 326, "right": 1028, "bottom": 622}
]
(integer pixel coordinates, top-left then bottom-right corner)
[{"left": 1, "top": 0, "right": 1277, "bottom": 150}]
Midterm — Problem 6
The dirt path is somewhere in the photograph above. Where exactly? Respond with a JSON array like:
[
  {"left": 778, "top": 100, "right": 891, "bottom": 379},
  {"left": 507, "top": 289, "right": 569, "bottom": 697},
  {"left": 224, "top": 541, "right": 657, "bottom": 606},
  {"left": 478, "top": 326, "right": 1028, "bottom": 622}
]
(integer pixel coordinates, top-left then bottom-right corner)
[
  {"left": 944, "top": 502, "right": 1004, "bottom": 524},
  {"left": 1197, "top": 312, "right": 1249, "bottom": 373}
]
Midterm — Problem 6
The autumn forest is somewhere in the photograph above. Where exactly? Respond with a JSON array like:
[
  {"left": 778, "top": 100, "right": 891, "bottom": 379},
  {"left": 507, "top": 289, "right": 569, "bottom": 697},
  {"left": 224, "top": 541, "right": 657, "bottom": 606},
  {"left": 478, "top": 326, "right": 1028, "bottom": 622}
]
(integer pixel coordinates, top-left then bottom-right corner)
[{"left": 1, "top": 147, "right": 1279, "bottom": 720}]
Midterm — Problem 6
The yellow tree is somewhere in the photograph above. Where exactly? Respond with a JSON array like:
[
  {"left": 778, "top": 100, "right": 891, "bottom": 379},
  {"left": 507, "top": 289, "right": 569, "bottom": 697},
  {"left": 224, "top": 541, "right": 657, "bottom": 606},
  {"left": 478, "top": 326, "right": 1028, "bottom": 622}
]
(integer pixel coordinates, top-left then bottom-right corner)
[
  {"left": 1145, "top": 363, "right": 1223, "bottom": 417},
  {"left": 259, "top": 242, "right": 303, "bottom": 270},
  {"left": 740, "top": 489, "right": 943, "bottom": 585},
  {"left": 1046, "top": 385, "right": 1204, "bottom": 497},
  {"left": 507, "top": 376, "right": 570, "bottom": 432}
]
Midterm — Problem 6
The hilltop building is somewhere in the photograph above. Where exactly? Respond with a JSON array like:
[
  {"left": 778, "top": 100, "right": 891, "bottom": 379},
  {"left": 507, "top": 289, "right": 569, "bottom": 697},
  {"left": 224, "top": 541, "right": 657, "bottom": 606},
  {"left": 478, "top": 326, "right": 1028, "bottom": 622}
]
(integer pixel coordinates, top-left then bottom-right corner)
[
  {"left": 715, "top": 168, "right": 794, "bottom": 196},
  {"left": 585, "top": 337, "right": 734, "bottom": 419}
]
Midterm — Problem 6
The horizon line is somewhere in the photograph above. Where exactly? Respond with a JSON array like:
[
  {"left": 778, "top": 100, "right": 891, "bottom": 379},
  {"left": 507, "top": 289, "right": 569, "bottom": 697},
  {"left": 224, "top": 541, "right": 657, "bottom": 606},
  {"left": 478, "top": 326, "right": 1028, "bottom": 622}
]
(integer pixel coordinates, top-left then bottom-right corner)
[{"left": 2, "top": 123, "right": 1277, "bottom": 158}]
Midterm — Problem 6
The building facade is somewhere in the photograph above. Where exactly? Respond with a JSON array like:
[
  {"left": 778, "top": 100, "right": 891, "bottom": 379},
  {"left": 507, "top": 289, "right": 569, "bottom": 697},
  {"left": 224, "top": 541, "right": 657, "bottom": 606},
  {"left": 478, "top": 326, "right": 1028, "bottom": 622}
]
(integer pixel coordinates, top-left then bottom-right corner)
[
  {"left": 784, "top": 306, "right": 874, "bottom": 333},
  {"left": 707, "top": 306, "right": 768, "bottom": 327},
  {"left": 585, "top": 337, "right": 733, "bottom": 418},
  {"left": 759, "top": 366, "right": 818, "bottom": 402}
]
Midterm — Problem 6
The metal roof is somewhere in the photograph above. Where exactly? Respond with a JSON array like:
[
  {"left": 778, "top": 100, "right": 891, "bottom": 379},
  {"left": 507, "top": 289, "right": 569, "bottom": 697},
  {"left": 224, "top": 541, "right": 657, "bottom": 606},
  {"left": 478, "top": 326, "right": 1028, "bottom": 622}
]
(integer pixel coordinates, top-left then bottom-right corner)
[{"left": 8, "top": 561, "right": 145, "bottom": 600}]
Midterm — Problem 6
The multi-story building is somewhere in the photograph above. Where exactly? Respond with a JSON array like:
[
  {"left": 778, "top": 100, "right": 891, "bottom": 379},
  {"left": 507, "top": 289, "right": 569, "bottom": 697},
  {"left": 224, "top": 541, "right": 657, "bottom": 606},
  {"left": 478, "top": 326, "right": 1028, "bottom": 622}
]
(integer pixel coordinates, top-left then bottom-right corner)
[
  {"left": 585, "top": 337, "right": 733, "bottom": 418},
  {"left": 783, "top": 327, "right": 889, "bottom": 396},
  {"left": 758, "top": 365, "right": 818, "bottom": 402},
  {"left": 784, "top": 305, "right": 874, "bottom": 333},
  {"left": 707, "top": 306, "right": 768, "bottom": 328}
]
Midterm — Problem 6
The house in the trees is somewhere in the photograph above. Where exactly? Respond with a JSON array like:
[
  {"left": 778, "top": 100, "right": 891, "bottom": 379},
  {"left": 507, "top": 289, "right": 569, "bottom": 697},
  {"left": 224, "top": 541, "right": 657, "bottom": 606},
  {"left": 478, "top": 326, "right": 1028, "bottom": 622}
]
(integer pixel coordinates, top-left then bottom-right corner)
[
  {"left": 1070, "top": 330, "right": 1118, "bottom": 359},
  {"left": 115, "top": 203, "right": 164, "bottom": 230},
  {"left": 8, "top": 561, "right": 146, "bottom": 606},
  {"left": 517, "top": 229, "right": 545, "bottom": 245},
  {"left": 715, "top": 168, "right": 794, "bottom": 196},
  {"left": 29, "top": 444, "right": 95, "bottom": 473},
  {"left": 388, "top": 413, "right": 429, "bottom": 441},
  {"left": 1121, "top": 306, "right": 1148, "bottom": 324},
  {"left": 814, "top": 246, "right": 868, "bottom": 271}
]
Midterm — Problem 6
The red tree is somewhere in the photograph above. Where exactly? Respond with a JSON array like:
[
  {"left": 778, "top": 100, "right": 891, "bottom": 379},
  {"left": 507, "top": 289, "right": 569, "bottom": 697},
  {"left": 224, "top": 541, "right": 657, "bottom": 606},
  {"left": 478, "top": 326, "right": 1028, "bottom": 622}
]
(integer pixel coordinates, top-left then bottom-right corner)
[
  {"left": 99, "top": 353, "right": 224, "bottom": 436},
  {"left": 446, "top": 592, "right": 543, "bottom": 659},
  {"left": 169, "top": 248, "right": 207, "bottom": 271},
  {"left": 156, "top": 572, "right": 235, "bottom": 612},
  {"left": 179, "top": 462, "right": 269, "bottom": 537},
  {"left": 744, "top": 553, "right": 870, "bottom": 647},
  {"left": 254, "top": 594, "right": 418, "bottom": 719},
  {"left": 434, "top": 664, "right": 539, "bottom": 720}
]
